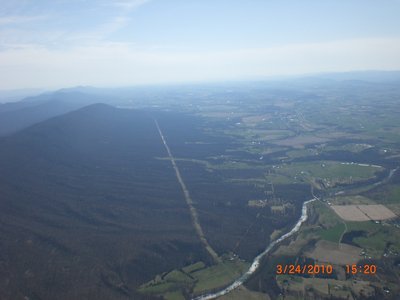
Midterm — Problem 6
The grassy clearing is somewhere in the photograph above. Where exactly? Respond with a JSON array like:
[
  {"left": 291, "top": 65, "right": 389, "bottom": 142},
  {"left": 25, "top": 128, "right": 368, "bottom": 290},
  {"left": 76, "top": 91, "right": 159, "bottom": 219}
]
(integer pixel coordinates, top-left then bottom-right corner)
[
  {"left": 364, "top": 184, "right": 400, "bottom": 204},
  {"left": 346, "top": 221, "right": 381, "bottom": 232},
  {"left": 315, "top": 201, "right": 342, "bottom": 227},
  {"left": 224, "top": 128, "right": 294, "bottom": 142},
  {"left": 163, "top": 291, "right": 185, "bottom": 300},
  {"left": 316, "top": 223, "right": 346, "bottom": 243},
  {"left": 164, "top": 157, "right": 214, "bottom": 169},
  {"left": 286, "top": 148, "right": 318, "bottom": 159},
  {"left": 182, "top": 261, "right": 205, "bottom": 273},
  {"left": 228, "top": 178, "right": 268, "bottom": 184},
  {"left": 272, "top": 134, "right": 331, "bottom": 148},
  {"left": 266, "top": 161, "right": 382, "bottom": 188},
  {"left": 324, "top": 143, "right": 373, "bottom": 153},
  {"left": 255, "top": 129, "right": 294, "bottom": 141},
  {"left": 344, "top": 221, "right": 400, "bottom": 257},
  {"left": 211, "top": 161, "right": 265, "bottom": 170},
  {"left": 192, "top": 260, "right": 249, "bottom": 294},
  {"left": 165, "top": 270, "right": 194, "bottom": 283},
  {"left": 385, "top": 185, "right": 400, "bottom": 203},
  {"left": 386, "top": 203, "right": 400, "bottom": 215},
  {"left": 303, "top": 162, "right": 380, "bottom": 179},
  {"left": 353, "top": 232, "right": 388, "bottom": 255},
  {"left": 139, "top": 258, "right": 250, "bottom": 299},
  {"left": 139, "top": 281, "right": 177, "bottom": 294},
  {"left": 342, "top": 183, "right": 379, "bottom": 196},
  {"left": 264, "top": 173, "right": 294, "bottom": 184}
]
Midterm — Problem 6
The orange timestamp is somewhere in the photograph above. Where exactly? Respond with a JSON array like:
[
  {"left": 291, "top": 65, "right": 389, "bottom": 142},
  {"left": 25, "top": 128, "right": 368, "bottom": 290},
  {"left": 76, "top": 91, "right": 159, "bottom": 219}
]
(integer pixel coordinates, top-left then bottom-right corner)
[
  {"left": 276, "top": 264, "right": 333, "bottom": 275},
  {"left": 345, "top": 264, "right": 377, "bottom": 275}
]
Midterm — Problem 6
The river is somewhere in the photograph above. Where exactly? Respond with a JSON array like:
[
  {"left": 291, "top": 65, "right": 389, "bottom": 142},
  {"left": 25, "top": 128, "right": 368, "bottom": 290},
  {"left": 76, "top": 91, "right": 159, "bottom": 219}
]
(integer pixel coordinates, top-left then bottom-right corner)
[{"left": 193, "top": 198, "right": 317, "bottom": 300}]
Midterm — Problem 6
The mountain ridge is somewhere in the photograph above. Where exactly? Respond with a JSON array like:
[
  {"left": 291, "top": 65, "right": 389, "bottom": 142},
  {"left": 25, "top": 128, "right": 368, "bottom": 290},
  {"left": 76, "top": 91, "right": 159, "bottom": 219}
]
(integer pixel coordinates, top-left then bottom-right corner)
[{"left": 0, "top": 104, "right": 208, "bottom": 299}]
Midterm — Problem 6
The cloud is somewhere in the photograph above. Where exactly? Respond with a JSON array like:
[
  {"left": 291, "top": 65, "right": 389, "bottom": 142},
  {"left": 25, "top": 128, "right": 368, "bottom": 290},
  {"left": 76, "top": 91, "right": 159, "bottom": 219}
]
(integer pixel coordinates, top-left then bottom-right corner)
[
  {"left": 99, "top": 0, "right": 152, "bottom": 36},
  {"left": 100, "top": 16, "right": 130, "bottom": 36},
  {"left": 63, "top": 15, "right": 131, "bottom": 44},
  {"left": 60, "top": 0, "right": 151, "bottom": 44},
  {"left": 0, "top": 37, "right": 399, "bottom": 89},
  {"left": 0, "top": 1, "right": 152, "bottom": 49},
  {"left": 111, "top": 0, "right": 152, "bottom": 10},
  {"left": 0, "top": 15, "right": 48, "bottom": 25}
]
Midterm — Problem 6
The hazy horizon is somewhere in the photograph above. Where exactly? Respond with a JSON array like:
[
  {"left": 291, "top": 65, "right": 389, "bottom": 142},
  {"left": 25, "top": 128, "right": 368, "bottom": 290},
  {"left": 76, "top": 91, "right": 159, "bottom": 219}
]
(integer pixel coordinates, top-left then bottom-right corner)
[{"left": 1, "top": 0, "right": 400, "bottom": 90}]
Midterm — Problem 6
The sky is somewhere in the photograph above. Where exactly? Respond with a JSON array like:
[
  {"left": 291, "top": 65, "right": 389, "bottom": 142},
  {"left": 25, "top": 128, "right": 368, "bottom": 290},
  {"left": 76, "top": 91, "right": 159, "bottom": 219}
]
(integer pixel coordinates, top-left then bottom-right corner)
[{"left": 1, "top": 0, "right": 400, "bottom": 89}]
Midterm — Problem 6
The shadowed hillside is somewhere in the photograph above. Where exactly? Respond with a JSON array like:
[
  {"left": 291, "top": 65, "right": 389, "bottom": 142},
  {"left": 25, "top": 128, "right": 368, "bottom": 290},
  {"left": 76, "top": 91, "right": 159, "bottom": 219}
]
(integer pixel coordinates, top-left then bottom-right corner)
[
  {"left": 0, "top": 104, "right": 209, "bottom": 299},
  {"left": 0, "top": 91, "right": 109, "bottom": 136}
]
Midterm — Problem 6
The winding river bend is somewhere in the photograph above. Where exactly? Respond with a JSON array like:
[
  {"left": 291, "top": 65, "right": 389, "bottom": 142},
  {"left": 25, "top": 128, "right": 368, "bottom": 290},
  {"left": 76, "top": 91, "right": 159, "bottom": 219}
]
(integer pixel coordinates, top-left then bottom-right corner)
[{"left": 193, "top": 198, "right": 317, "bottom": 300}]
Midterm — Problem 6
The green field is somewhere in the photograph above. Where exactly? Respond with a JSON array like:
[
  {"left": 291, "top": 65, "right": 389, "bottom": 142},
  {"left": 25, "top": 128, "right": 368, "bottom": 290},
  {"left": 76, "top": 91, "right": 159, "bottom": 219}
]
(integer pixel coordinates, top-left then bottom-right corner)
[
  {"left": 315, "top": 201, "right": 342, "bottom": 227},
  {"left": 346, "top": 221, "right": 381, "bottom": 232},
  {"left": 182, "top": 261, "right": 205, "bottom": 273},
  {"left": 378, "top": 185, "right": 400, "bottom": 203},
  {"left": 226, "top": 128, "right": 294, "bottom": 140},
  {"left": 264, "top": 173, "right": 295, "bottom": 184},
  {"left": 316, "top": 223, "right": 346, "bottom": 243},
  {"left": 315, "top": 202, "right": 400, "bottom": 257},
  {"left": 280, "top": 161, "right": 380, "bottom": 180},
  {"left": 286, "top": 148, "right": 318, "bottom": 159},
  {"left": 265, "top": 161, "right": 382, "bottom": 187},
  {"left": 192, "top": 260, "right": 249, "bottom": 293},
  {"left": 299, "top": 201, "right": 347, "bottom": 243},
  {"left": 323, "top": 143, "right": 373, "bottom": 153},
  {"left": 344, "top": 221, "right": 400, "bottom": 257},
  {"left": 139, "top": 258, "right": 250, "bottom": 299},
  {"left": 163, "top": 291, "right": 185, "bottom": 300}
]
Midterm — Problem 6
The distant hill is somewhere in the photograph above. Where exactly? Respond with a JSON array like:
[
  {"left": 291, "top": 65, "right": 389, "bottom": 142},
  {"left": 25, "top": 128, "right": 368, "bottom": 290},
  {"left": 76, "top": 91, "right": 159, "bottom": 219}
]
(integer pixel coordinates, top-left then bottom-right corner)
[
  {"left": 0, "top": 91, "right": 110, "bottom": 136},
  {"left": 312, "top": 70, "right": 400, "bottom": 83},
  {"left": 2, "top": 70, "right": 399, "bottom": 137},
  {"left": 0, "top": 88, "right": 45, "bottom": 103},
  {"left": 0, "top": 104, "right": 208, "bottom": 299}
]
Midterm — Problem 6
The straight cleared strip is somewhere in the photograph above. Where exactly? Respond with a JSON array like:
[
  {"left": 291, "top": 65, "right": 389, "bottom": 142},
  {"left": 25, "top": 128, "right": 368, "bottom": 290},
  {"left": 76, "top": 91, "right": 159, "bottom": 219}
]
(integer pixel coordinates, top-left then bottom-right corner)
[{"left": 154, "top": 119, "right": 221, "bottom": 264}]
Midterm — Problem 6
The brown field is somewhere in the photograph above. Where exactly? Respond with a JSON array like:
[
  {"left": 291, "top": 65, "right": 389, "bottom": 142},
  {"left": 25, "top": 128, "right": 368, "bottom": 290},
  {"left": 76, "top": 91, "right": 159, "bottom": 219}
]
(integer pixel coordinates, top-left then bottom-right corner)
[
  {"left": 241, "top": 114, "right": 272, "bottom": 125},
  {"left": 272, "top": 135, "right": 330, "bottom": 148},
  {"left": 331, "top": 205, "right": 370, "bottom": 221},
  {"left": 357, "top": 205, "right": 397, "bottom": 220},
  {"left": 201, "top": 111, "right": 247, "bottom": 118},
  {"left": 274, "top": 238, "right": 312, "bottom": 257},
  {"left": 304, "top": 278, "right": 373, "bottom": 299},
  {"left": 306, "top": 240, "right": 362, "bottom": 265},
  {"left": 248, "top": 199, "right": 267, "bottom": 207},
  {"left": 218, "top": 286, "right": 270, "bottom": 300},
  {"left": 315, "top": 131, "right": 351, "bottom": 139},
  {"left": 277, "top": 276, "right": 374, "bottom": 299},
  {"left": 332, "top": 205, "right": 396, "bottom": 221}
]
